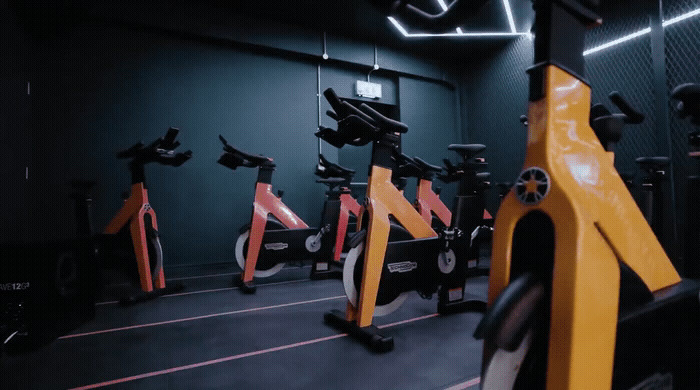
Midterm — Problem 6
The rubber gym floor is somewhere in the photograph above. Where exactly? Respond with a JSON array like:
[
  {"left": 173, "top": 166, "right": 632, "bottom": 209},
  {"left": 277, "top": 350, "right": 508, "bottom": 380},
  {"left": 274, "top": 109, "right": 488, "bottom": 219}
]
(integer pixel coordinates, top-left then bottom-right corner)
[{"left": 1, "top": 263, "right": 488, "bottom": 390}]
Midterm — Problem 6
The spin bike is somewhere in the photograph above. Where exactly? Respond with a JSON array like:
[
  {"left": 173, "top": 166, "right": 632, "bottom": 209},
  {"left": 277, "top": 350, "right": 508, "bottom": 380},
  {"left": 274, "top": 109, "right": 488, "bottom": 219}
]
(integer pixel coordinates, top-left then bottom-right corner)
[
  {"left": 217, "top": 135, "right": 361, "bottom": 293},
  {"left": 319, "top": 88, "right": 485, "bottom": 352},
  {"left": 672, "top": 83, "right": 700, "bottom": 278},
  {"left": 100, "top": 127, "right": 191, "bottom": 303},
  {"left": 382, "top": 0, "right": 700, "bottom": 388},
  {"left": 437, "top": 147, "right": 493, "bottom": 272}
]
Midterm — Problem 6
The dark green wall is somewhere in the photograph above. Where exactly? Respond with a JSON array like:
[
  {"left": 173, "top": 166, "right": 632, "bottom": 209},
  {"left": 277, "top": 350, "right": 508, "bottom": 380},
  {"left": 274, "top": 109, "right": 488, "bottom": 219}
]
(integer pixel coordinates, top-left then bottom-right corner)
[
  {"left": 462, "top": 36, "right": 534, "bottom": 216},
  {"left": 5, "top": 5, "right": 465, "bottom": 267},
  {"left": 399, "top": 76, "right": 462, "bottom": 206}
]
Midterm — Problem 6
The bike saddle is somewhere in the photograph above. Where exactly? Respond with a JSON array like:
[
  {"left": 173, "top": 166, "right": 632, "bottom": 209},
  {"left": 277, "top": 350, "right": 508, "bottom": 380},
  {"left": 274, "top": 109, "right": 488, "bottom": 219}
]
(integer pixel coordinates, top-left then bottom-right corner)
[
  {"left": 316, "top": 177, "right": 349, "bottom": 191},
  {"left": 448, "top": 144, "right": 486, "bottom": 161},
  {"left": 316, "top": 154, "right": 355, "bottom": 179},
  {"left": 671, "top": 83, "right": 700, "bottom": 125},
  {"left": 217, "top": 134, "right": 274, "bottom": 169},
  {"left": 477, "top": 172, "right": 491, "bottom": 181},
  {"left": 635, "top": 156, "right": 670, "bottom": 170},
  {"left": 316, "top": 177, "right": 347, "bottom": 184}
]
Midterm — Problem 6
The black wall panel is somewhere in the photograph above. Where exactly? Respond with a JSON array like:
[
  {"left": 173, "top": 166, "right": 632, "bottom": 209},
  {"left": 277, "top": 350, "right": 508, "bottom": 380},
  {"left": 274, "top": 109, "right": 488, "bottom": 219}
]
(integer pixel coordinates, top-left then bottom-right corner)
[
  {"left": 399, "top": 76, "right": 461, "bottom": 207},
  {"left": 463, "top": 0, "right": 700, "bottom": 271},
  {"left": 3, "top": 8, "right": 461, "bottom": 267},
  {"left": 463, "top": 36, "right": 534, "bottom": 216}
]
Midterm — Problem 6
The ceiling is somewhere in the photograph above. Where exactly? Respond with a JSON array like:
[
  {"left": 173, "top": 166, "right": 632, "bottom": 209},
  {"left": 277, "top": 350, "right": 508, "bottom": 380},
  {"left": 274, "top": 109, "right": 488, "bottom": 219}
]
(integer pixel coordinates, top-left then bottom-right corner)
[
  {"left": 10, "top": 0, "right": 536, "bottom": 62},
  {"left": 205, "top": 0, "right": 536, "bottom": 61}
]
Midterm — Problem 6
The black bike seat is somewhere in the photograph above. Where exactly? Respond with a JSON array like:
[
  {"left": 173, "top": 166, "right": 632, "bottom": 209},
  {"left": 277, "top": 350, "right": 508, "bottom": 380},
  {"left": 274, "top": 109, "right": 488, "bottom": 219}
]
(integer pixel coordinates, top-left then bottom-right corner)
[
  {"left": 448, "top": 144, "right": 486, "bottom": 159},
  {"left": 316, "top": 177, "right": 347, "bottom": 185},
  {"left": 413, "top": 156, "right": 442, "bottom": 173},
  {"left": 671, "top": 83, "right": 700, "bottom": 124},
  {"left": 317, "top": 154, "right": 355, "bottom": 178},
  {"left": 671, "top": 83, "right": 700, "bottom": 103},
  {"left": 476, "top": 172, "right": 491, "bottom": 181},
  {"left": 635, "top": 156, "right": 670, "bottom": 168}
]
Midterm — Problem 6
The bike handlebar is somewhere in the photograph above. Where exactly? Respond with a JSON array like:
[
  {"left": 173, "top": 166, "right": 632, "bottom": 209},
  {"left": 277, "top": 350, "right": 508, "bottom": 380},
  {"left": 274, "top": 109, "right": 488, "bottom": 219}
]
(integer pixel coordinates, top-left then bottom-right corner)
[
  {"left": 317, "top": 88, "right": 409, "bottom": 148},
  {"left": 609, "top": 91, "right": 644, "bottom": 124},
  {"left": 117, "top": 127, "right": 192, "bottom": 167}
]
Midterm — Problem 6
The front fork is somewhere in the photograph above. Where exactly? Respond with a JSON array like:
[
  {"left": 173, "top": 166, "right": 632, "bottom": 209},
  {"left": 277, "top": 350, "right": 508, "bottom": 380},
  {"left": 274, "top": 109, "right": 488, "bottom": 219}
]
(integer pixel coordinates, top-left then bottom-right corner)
[{"left": 129, "top": 205, "right": 165, "bottom": 292}]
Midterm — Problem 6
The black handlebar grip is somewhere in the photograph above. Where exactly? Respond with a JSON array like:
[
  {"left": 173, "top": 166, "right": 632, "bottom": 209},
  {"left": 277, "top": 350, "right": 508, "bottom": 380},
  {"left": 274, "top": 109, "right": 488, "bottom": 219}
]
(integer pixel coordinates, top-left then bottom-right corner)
[
  {"left": 358, "top": 103, "right": 408, "bottom": 133},
  {"left": 160, "top": 127, "right": 180, "bottom": 149},
  {"left": 116, "top": 142, "right": 144, "bottom": 159},
  {"left": 341, "top": 101, "right": 377, "bottom": 125},
  {"left": 323, "top": 88, "right": 344, "bottom": 115},
  {"left": 315, "top": 126, "right": 349, "bottom": 149},
  {"left": 609, "top": 91, "right": 644, "bottom": 124},
  {"left": 326, "top": 109, "right": 339, "bottom": 121}
]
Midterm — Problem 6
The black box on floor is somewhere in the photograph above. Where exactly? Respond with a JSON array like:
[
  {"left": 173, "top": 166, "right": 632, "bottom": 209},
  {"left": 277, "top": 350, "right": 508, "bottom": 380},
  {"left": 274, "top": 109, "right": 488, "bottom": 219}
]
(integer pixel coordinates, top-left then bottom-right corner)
[{"left": 0, "top": 239, "right": 97, "bottom": 353}]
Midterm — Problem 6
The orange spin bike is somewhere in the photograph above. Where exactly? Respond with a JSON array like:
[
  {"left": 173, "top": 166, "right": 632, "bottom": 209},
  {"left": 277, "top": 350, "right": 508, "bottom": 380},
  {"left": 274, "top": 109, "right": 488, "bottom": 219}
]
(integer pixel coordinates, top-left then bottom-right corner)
[
  {"left": 319, "top": 87, "right": 486, "bottom": 352},
  {"left": 217, "top": 135, "right": 360, "bottom": 293},
  {"left": 102, "top": 128, "right": 191, "bottom": 304}
]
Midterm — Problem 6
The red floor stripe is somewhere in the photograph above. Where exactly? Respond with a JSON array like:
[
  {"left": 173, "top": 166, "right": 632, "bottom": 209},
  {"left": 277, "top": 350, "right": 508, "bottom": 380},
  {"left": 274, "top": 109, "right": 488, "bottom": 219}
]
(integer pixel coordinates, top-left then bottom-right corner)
[
  {"left": 68, "top": 313, "right": 437, "bottom": 389},
  {"left": 68, "top": 334, "right": 348, "bottom": 390},
  {"left": 94, "top": 278, "right": 311, "bottom": 305},
  {"left": 167, "top": 265, "right": 311, "bottom": 282},
  {"left": 444, "top": 376, "right": 481, "bottom": 390},
  {"left": 60, "top": 295, "right": 345, "bottom": 339},
  {"left": 377, "top": 313, "right": 439, "bottom": 328}
]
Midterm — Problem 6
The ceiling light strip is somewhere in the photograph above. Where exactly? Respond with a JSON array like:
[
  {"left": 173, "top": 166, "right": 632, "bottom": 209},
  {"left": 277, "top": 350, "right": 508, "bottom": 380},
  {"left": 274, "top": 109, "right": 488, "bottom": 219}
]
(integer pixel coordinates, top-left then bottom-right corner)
[
  {"left": 583, "top": 27, "right": 651, "bottom": 56},
  {"left": 662, "top": 8, "right": 700, "bottom": 27},
  {"left": 388, "top": 17, "right": 410, "bottom": 37},
  {"left": 388, "top": 17, "right": 524, "bottom": 38},
  {"left": 407, "top": 31, "right": 527, "bottom": 37},
  {"left": 502, "top": 0, "right": 517, "bottom": 33},
  {"left": 584, "top": 8, "right": 700, "bottom": 56},
  {"left": 436, "top": 0, "right": 449, "bottom": 12}
]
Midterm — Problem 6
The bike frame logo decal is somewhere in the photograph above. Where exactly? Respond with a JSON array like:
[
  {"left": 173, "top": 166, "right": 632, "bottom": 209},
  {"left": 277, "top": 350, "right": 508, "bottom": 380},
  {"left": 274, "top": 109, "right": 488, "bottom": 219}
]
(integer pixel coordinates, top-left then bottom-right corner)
[
  {"left": 264, "top": 242, "right": 289, "bottom": 251},
  {"left": 515, "top": 167, "right": 551, "bottom": 205},
  {"left": 387, "top": 261, "right": 418, "bottom": 273}
]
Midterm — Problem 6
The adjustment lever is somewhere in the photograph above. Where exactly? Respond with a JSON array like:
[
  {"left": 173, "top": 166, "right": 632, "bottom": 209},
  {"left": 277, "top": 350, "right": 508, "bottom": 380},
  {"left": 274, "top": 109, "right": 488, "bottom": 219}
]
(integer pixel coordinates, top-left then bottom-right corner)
[{"left": 609, "top": 91, "right": 644, "bottom": 124}]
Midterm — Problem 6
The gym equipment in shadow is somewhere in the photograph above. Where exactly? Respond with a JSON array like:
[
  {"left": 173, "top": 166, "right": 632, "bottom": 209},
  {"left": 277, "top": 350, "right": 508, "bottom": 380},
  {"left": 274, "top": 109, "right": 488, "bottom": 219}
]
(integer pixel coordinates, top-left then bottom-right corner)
[
  {"left": 315, "top": 154, "right": 363, "bottom": 265},
  {"left": 318, "top": 87, "right": 485, "bottom": 352},
  {"left": 436, "top": 148, "right": 493, "bottom": 273},
  {"left": 589, "top": 90, "right": 671, "bottom": 246},
  {"left": 1, "top": 206, "right": 96, "bottom": 353},
  {"left": 374, "top": 0, "right": 700, "bottom": 387},
  {"left": 100, "top": 127, "right": 191, "bottom": 304},
  {"left": 217, "top": 135, "right": 360, "bottom": 293},
  {"left": 672, "top": 83, "right": 700, "bottom": 278}
]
